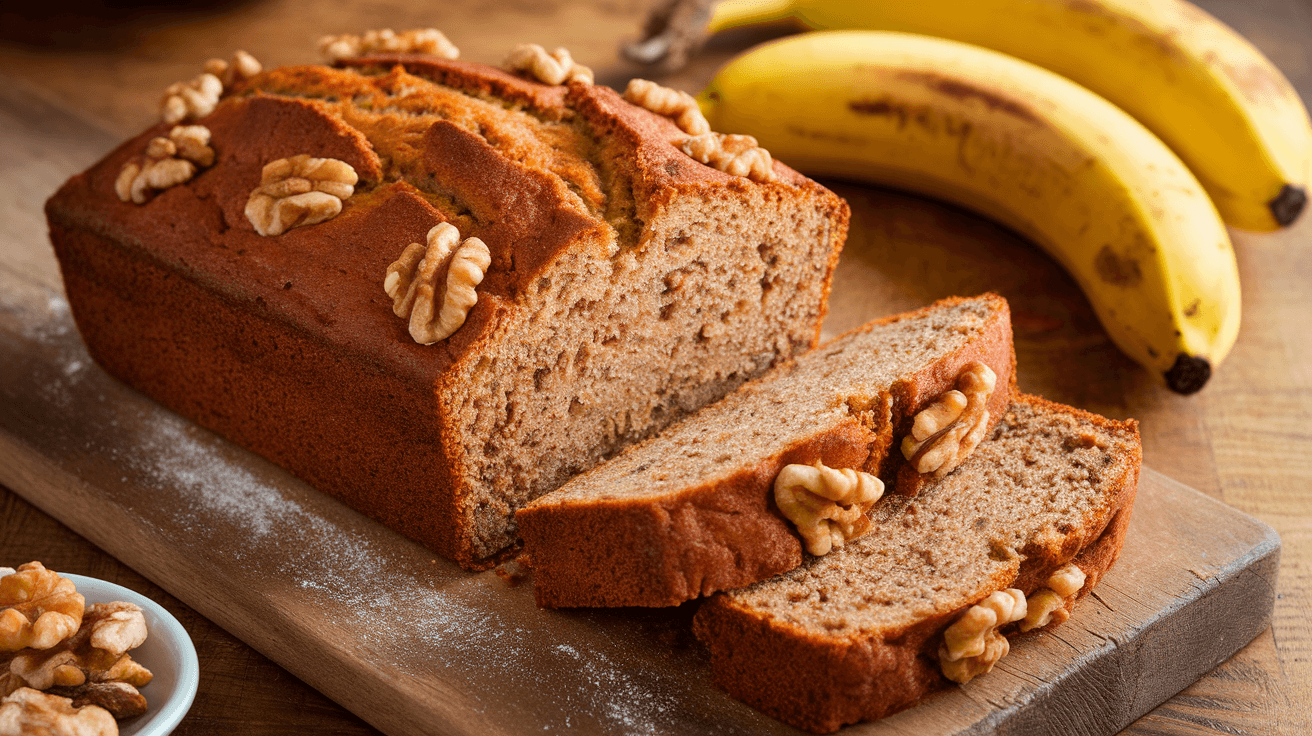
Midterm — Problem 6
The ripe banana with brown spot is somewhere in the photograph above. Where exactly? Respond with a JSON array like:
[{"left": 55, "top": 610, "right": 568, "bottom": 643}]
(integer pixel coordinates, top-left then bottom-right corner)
[
  {"left": 697, "top": 31, "right": 1240, "bottom": 393},
  {"left": 631, "top": 0, "right": 1312, "bottom": 231}
]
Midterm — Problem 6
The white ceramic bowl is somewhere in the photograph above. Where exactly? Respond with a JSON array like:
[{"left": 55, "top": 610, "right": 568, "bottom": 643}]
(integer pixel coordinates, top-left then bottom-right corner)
[{"left": 63, "top": 574, "right": 200, "bottom": 736}]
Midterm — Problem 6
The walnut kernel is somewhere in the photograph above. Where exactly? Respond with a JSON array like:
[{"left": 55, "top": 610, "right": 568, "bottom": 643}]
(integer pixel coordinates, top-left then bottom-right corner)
[
  {"left": 623, "top": 79, "right": 709, "bottom": 135},
  {"left": 244, "top": 154, "right": 358, "bottom": 236},
  {"left": 939, "top": 588, "right": 1026, "bottom": 684},
  {"left": 0, "top": 563, "right": 83, "bottom": 653},
  {"left": 901, "top": 361, "right": 997, "bottom": 478},
  {"left": 505, "top": 43, "right": 593, "bottom": 85},
  {"left": 6, "top": 603, "right": 152, "bottom": 695},
  {"left": 319, "top": 28, "right": 459, "bottom": 63},
  {"left": 0, "top": 688, "right": 116, "bottom": 736},
  {"left": 385, "top": 223, "right": 492, "bottom": 344},
  {"left": 203, "top": 49, "right": 263, "bottom": 89},
  {"left": 160, "top": 72, "right": 222, "bottom": 125},
  {"left": 773, "top": 461, "right": 884, "bottom": 556},
  {"left": 1020, "top": 563, "right": 1088, "bottom": 632},
  {"left": 678, "top": 132, "right": 774, "bottom": 181},
  {"left": 115, "top": 125, "right": 216, "bottom": 204}
]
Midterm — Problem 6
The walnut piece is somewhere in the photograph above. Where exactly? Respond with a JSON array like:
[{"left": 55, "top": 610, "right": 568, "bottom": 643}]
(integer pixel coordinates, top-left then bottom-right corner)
[
  {"left": 47, "top": 682, "right": 147, "bottom": 721},
  {"left": 5, "top": 603, "right": 151, "bottom": 695},
  {"left": 1020, "top": 563, "right": 1088, "bottom": 632},
  {"left": 623, "top": 79, "right": 709, "bottom": 135},
  {"left": 0, "top": 688, "right": 116, "bottom": 736},
  {"left": 160, "top": 72, "right": 222, "bottom": 125},
  {"left": 939, "top": 588, "right": 1026, "bottom": 684},
  {"left": 773, "top": 461, "right": 885, "bottom": 556},
  {"left": 0, "top": 564, "right": 83, "bottom": 652},
  {"left": 319, "top": 28, "right": 459, "bottom": 63},
  {"left": 678, "top": 132, "right": 774, "bottom": 181},
  {"left": 384, "top": 223, "right": 492, "bottom": 344},
  {"left": 901, "top": 361, "right": 997, "bottom": 478},
  {"left": 244, "top": 154, "right": 358, "bottom": 236},
  {"left": 115, "top": 125, "right": 216, "bottom": 204},
  {"left": 505, "top": 43, "right": 593, "bottom": 85},
  {"left": 203, "top": 49, "right": 263, "bottom": 89}
]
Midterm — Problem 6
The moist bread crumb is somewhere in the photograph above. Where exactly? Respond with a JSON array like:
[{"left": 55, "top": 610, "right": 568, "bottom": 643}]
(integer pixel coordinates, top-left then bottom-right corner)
[
  {"left": 517, "top": 294, "right": 1016, "bottom": 608},
  {"left": 45, "top": 55, "right": 849, "bottom": 569},
  {"left": 692, "top": 394, "right": 1141, "bottom": 733}
]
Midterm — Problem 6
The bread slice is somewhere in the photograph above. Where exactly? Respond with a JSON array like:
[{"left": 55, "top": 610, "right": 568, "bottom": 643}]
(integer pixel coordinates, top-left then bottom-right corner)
[
  {"left": 516, "top": 294, "right": 1016, "bottom": 607},
  {"left": 45, "top": 57, "right": 848, "bottom": 569},
  {"left": 692, "top": 394, "right": 1141, "bottom": 733}
]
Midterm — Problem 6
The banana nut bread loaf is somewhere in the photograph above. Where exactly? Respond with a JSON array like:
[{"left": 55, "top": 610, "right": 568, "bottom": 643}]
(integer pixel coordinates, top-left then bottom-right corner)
[
  {"left": 693, "top": 394, "right": 1141, "bottom": 733},
  {"left": 517, "top": 294, "right": 1016, "bottom": 607},
  {"left": 44, "top": 51, "right": 849, "bottom": 568}
]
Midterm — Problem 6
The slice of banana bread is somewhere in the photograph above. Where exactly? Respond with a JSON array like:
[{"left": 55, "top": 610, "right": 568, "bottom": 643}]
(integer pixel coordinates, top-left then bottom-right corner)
[
  {"left": 45, "top": 55, "right": 848, "bottom": 569},
  {"left": 516, "top": 294, "right": 1016, "bottom": 607},
  {"left": 692, "top": 394, "right": 1141, "bottom": 733}
]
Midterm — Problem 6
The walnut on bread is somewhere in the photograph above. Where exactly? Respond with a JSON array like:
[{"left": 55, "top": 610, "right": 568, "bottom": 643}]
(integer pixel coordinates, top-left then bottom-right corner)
[
  {"left": 902, "top": 361, "right": 997, "bottom": 478},
  {"left": 244, "top": 154, "right": 358, "bottom": 236},
  {"left": 115, "top": 125, "right": 215, "bottom": 204},
  {"left": 623, "top": 79, "right": 710, "bottom": 135},
  {"left": 773, "top": 461, "right": 884, "bottom": 556},
  {"left": 319, "top": 28, "right": 459, "bottom": 63},
  {"left": 679, "top": 132, "right": 775, "bottom": 181},
  {"left": 938, "top": 588, "right": 1027, "bottom": 684},
  {"left": 385, "top": 223, "right": 492, "bottom": 345},
  {"left": 504, "top": 43, "right": 593, "bottom": 85},
  {"left": 1021, "top": 563, "right": 1088, "bottom": 632}
]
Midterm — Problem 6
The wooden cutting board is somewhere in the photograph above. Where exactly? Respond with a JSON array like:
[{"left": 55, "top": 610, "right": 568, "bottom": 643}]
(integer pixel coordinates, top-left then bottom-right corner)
[{"left": 0, "top": 265, "right": 1281, "bottom": 736}]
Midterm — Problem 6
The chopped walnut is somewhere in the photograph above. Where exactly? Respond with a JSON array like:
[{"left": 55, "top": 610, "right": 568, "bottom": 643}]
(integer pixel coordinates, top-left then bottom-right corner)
[
  {"left": 505, "top": 43, "right": 594, "bottom": 85},
  {"left": 0, "top": 563, "right": 83, "bottom": 652},
  {"left": 0, "top": 688, "right": 116, "bottom": 736},
  {"left": 623, "top": 79, "right": 709, "bottom": 135},
  {"left": 115, "top": 125, "right": 216, "bottom": 204},
  {"left": 1020, "top": 563, "right": 1088, "bottom": 632},
  {"left": 678, "top": 132, "right": 774, "bottom": 181},
  {"left": 319, "top": 28, "right": 459, "bottom": 63},
  {"left": 160, "top": 72, "right": 222, "bottom": 125},
  {"left": 901, "top": 361, "right": 998, "bottom": 478},
  {"left": 203, "top": 49, "right": 263, "bottom": 89},
  {"left": 6, "top": 603, "right": 152, "bottom": 694},
  {"left": 244, "top": 154, "right": 358, "bottom": 236},
  {"left": 385, "top": 223, "right": 492, "bottom": 344},
  {"left": 773, "top": 461, "right": 885, "bottom": 556},
  {"left": 939, "top": 588, "right": 1026, "bottom": 684}
]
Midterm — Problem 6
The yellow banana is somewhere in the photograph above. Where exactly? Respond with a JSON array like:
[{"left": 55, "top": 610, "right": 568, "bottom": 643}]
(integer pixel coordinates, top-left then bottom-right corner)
[
  {"left": 635, "top": 0, "right": 1312, "bottom": 231},
  {"left": 698, "top": 31, "right": 1240, "bottom": 393}
]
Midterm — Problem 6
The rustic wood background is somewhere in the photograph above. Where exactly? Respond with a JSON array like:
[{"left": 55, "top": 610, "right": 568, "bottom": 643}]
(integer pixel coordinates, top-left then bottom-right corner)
[{"left": 1, "top": 0, "right": 1309, "bottom": 733}]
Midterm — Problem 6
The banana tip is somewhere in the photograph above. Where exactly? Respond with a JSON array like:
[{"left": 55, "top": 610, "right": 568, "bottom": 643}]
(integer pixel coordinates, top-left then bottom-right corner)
[
  {"left": 1164, "top": 354, "right": 1211, "bottom": 395},
  {"left": 1269, "top": 184, "right": 1306, "bottom": 227}
]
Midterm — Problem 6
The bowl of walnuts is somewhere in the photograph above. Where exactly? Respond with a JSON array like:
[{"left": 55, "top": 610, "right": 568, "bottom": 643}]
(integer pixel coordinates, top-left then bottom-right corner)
[{"left": 0, "top": 562, "right": 199, "bottom": 736}]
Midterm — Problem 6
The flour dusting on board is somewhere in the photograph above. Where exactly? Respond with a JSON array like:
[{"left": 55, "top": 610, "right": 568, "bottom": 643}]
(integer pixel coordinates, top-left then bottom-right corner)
[{"left": 4, "top": 287, "right": 736, "bottom": 736}]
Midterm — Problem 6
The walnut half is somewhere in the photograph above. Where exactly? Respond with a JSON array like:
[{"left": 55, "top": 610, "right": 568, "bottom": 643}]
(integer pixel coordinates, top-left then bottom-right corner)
[
  {"left": 623, "top": 79, "right": 710, "bottom": 136},
  {"left": 505, "top": 43, "right": 593, "bottom": 85},
  {"left": 319, "top": 28, "right": 460, "bottom": 63},
  {"left": 384, "top": 223, "right": 492, "bottom": 344},
  {"left": 244, "top": 155, "right": 358, "bottom": 236},
  {"left": 773, "top": 461, "right": 884, "bottom": 556},
  {"left": 679, "top": 132, "right": 774, "bottom": 182},
  {"left": 115, "top": 125, "right": 215, "bottom": 204},
  {"left": 0, "top": 563, "right": 83, "bottom": 653},
  {"left": 939, "top": 588, "right": 1027, "bottom": 684},
  {"left": 0, "top": 688, "right": 116, "bottom": 736},
  {"left": 1020, "top": 563, "right": 1088, "bottom": 632},
  {"left": 901, "top": 361, "right": 997, "bottom": 478}
]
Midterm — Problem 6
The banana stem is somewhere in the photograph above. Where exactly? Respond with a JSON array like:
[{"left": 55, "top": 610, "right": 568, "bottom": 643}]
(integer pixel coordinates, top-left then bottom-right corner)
[{"left": 707, "top": 0, "right": 799, "bottom": 34}]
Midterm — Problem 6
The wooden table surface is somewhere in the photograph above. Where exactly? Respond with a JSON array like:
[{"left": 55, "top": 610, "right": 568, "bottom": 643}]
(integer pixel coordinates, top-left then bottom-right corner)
[{"left": 1, "top": 0, "right": 1309, "bottom": 733}]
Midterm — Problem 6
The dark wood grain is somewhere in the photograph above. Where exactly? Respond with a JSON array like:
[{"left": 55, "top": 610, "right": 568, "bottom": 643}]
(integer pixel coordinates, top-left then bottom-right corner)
[{"left": 0, "top": 0, "right": 1309, "bottom": 733}]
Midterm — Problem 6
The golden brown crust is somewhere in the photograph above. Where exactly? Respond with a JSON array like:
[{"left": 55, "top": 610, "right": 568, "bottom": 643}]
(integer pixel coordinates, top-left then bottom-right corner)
[
  {"left": 518, "top": 295, "right": 1015, "bottom": 607},
  {"left": 47, "top": 57, "right": 849, "bottom": 569},
  {"left": 691, "top": 394, "right": 1141, "bottom": 733}
]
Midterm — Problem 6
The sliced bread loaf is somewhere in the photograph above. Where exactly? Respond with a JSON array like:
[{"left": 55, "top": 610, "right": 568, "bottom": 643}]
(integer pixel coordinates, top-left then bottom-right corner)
[
  {"left": 692, "top": 394, "right": 1141, "bottom": 733},
  {"left": 516, "top": 294, "right": 1016, "bottom": 608}
]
